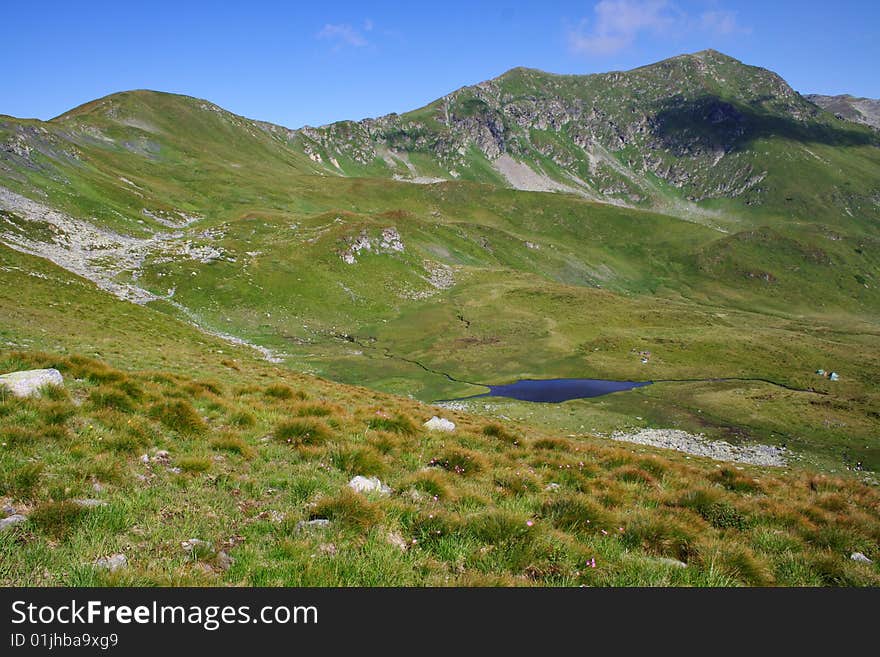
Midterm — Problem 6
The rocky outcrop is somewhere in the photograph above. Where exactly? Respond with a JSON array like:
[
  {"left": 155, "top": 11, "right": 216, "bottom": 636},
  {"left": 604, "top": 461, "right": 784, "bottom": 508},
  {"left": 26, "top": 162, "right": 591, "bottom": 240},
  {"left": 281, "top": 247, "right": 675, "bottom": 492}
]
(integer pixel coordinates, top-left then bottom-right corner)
[
  {"left": 806, "top": 94, "right": 880, "bottom": 131},
  {"left": 296, "top": 50, "right": 839, "bottom": 208}
]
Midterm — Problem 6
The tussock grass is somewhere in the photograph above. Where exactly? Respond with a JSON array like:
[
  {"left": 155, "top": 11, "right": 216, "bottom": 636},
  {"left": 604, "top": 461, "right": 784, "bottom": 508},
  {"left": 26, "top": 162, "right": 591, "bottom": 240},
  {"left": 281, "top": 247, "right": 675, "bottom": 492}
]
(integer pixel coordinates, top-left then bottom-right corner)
[
  {"left": 210, "top": 433, "right": 254, "bottom": 458},
  {"left": 493, "top": 469, "right": 539, "bottom": 496},
  {"left": 405, "top": 470, "right": 457, "bottom": 502},
  {"left": 264, "top": 384, "right": 303, "bottom": 400},
  {"left": 465, "top": 510, "right": 535, "bottom": 543},
  {"left": 1, "top": 462, "right": 44, "bottom": 499},
  {"left": 710, "top": 467, "right": 763, "bottom": 493},
  {"left": 275, "top": 419, "right": 332, "bottom": 446},
  {"left": 698, "top": 541, "right": 775, "bottom": 586},
  {"left": 367, "top": 430, "right": 406, "bottom": 455},
  {"left": 614, "top": 466, "right": 658, "bottom": 486},
  {"left": 177, "top": 455, "right": 212, "bottom": 474},
  {"left": 228, "top": 409, "right": 256, "bottom": 427},
  {"left": 621, "top": 512, "right": 699, "bottom": 562},
  {"left": 149, "top": 400, "right": 207, "bottom": 435},
  {"left": 311, "top": 489, "right": 383, "bottom": 529},
  {"left": 676, "top": 489, "right": 751, "bottom": 530},
  {"left": 542, "top": 495, "right": 615, "bottom": 532},
  {"left": 482, "top": 423, "right": 519, "bottom": 445},
  {"left": 294, "top": 402, "right": 337, "bottom": 418},
  {"left": 29, "top": 500, "right": 88, "bottom": 539},
  {"left": 332, "top": 446, "right": 386, "bottom": 476},
  {"left": 428, "top": 448, "right": 486, "bottom": 476},
  {"left": 532, "top": 437, "right": 570, "bottom": 451},
  {"left": 368, "top": 414, "right": 416, "bottom": 435},
  {"left": 89, "top": 387, "right": 136, "bottom": 413}
]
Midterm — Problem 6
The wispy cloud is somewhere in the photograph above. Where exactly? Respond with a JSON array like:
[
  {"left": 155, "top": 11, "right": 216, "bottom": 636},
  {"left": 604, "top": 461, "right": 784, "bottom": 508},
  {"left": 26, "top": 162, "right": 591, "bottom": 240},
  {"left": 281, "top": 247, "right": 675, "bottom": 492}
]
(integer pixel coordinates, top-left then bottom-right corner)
[
  {"left": 316, "top": 23, "right": 369, "bottom": 49},
  {"left": 698, "top": 9, "right": 750, "bottom": 36},
  {"left": 568, "top": 1, "right": 676, "bottom": 55},
  {"left": 567, "top": 1, "right": 749, "bottom": 56}
]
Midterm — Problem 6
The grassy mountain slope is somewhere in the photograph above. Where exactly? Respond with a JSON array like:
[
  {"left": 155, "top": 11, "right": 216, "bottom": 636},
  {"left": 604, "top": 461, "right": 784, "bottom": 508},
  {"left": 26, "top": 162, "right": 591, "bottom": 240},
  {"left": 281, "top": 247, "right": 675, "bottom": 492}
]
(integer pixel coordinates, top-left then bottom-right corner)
[
  {"left": 1, "top": 249, "right": 878, "bottom": 586},
  {"left": 1, "top": 50, "right": 878, "bottom": 475}
]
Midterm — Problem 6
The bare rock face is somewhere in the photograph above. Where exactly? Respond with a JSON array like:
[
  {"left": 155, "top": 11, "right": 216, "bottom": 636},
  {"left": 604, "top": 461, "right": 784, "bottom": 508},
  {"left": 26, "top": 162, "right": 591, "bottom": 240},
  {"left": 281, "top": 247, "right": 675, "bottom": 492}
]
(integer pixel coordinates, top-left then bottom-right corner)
[
  {"left": 0, "top": 368, "right": 63, "bottom": 398},
  {"left": 807, "top": 94, "right": 880, "bottom": 131}
]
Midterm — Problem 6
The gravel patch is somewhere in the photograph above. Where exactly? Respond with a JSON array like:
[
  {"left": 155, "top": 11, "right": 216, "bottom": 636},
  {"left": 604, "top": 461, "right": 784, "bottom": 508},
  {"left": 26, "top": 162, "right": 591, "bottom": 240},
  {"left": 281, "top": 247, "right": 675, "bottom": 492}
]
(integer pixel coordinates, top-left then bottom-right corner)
[{"left": 607, "top": 428, "right": 788, "bottom": 467}]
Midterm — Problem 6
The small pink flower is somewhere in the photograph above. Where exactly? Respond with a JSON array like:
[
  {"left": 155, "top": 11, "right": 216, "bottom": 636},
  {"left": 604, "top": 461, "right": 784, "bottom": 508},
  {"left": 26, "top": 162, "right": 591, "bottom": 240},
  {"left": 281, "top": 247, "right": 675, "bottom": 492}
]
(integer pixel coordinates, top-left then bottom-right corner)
[
  {"left": 526, "top": 520, "right": 534, "bottom": 527},
  {"left": 601, "top": 529, "right": 608, "bottom": 535},
  {"left": 618, "top": 527, "right": 624, "bottom": 532}
]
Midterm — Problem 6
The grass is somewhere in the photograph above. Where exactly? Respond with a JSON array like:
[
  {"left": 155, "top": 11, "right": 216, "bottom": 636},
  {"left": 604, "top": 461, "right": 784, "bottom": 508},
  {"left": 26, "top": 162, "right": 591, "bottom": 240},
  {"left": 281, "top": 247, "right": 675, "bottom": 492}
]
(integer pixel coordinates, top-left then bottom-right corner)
[
  {"left": 149, "top": 400, "right": 207, "bottom": 435},
  {"left": 275, "top": 419, "right": 332, "bottom": 446},
  {"left": 0, "top": 350, "right": 877, "bottom": 587}
]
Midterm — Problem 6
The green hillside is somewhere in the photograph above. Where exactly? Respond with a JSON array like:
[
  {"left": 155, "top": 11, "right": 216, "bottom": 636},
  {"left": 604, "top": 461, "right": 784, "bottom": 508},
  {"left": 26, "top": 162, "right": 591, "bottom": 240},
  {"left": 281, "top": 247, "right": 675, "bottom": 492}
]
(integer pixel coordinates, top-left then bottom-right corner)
[
  {"left": 1, "top": 247, "right": 878, "bottom": 586},
  {"left": 1, "top": 50, "right": 878, "bottom": 476}
]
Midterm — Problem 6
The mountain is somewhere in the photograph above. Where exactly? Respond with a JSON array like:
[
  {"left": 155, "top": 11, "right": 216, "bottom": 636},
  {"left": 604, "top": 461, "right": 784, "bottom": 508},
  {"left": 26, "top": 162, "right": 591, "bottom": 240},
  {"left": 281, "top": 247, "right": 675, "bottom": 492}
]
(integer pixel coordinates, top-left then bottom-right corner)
[
  {"left": 294, "top": 50, "right": 880, "bottom": 224},
  {"left": 1, "top": 50, "right": 879, "bottom": 478},
  {"left": 2, "top": 49, "right": 880, "bottom": 587},
  {"left": 806, "top": 94, "right": 880, "bottom": 131}
]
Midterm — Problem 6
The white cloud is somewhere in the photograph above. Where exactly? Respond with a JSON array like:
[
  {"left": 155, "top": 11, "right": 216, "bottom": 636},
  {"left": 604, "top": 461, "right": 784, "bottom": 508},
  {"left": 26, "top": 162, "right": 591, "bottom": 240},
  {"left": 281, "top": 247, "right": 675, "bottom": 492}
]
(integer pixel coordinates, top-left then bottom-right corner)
[
  {"left": 568, "top": 1, "right": 750, "bottom": 56},
  {"left": 316, "top": 23, "right": 369, "bottom": 49},
  {"left": 568, "top": 1, "right": 676, "bottom": 55},
  {"left": 698, "top": 10, "right": 749, "bottom": 36}
]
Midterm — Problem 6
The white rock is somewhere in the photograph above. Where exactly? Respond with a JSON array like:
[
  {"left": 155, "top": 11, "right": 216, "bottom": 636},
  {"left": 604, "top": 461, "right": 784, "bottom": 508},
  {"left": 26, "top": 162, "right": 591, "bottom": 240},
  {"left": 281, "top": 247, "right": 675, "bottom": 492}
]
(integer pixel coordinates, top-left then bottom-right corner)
[
  {"left": 653, "top": 557, "right": 688, "bottom": 569},
  {"left": 851, "top": 552, "right": 873, "bottom": 564},
  {"left": 348, "top": 476, "right": 392, "bottom": 495},
  {"left": 544, "top": 483, "right": 561, "bottom": 492},
  {"left": 93, "top": 553, "right": 127, "bottom": 572},
  {"left": 0, "top": 514, "right": 27, "bottom": 531},
  {"left": 0, "top": 368, "right": 63, "bottom": 398},
  {"left": 423, "top": 416, "right": 456, "bottom": 432},
  {"left": 295, "top": 519, "right": 331, "bottom": 533}
]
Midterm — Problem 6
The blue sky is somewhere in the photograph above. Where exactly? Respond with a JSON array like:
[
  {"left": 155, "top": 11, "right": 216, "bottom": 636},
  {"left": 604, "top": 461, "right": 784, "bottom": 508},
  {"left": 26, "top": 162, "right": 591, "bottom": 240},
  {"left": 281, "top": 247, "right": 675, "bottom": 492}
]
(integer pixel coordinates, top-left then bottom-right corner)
[{"left": 2, "top": 1, "right": 877, "bottom": 128}]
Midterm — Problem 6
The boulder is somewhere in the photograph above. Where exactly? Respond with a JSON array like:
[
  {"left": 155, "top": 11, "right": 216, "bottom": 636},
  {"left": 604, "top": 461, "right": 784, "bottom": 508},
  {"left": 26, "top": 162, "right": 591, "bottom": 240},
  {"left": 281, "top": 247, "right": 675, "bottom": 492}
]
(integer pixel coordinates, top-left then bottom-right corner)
[
  {"left": 348, "top": 475, "right": 392, "bottom": 495},
  {"left": 423, "top": 416, "right": 455, "bottom": 432},
  {"left": 0, "top": 368, "right": 63, "bottom": 398}
]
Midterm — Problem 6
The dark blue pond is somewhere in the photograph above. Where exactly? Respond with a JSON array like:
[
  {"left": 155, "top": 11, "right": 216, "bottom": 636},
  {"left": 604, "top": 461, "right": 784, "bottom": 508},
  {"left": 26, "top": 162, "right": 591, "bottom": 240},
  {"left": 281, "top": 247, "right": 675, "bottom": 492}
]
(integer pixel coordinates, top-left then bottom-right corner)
[{"left": 461, "top": 378, "right": 653, "bottom": 403}]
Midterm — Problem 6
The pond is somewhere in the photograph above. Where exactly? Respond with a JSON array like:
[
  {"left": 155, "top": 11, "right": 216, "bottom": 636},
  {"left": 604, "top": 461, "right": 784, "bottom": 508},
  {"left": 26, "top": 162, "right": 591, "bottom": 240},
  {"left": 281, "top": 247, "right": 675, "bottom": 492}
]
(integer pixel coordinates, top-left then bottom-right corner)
[{"left": 458, "top": 378, "right": 653, "bottom": 403}]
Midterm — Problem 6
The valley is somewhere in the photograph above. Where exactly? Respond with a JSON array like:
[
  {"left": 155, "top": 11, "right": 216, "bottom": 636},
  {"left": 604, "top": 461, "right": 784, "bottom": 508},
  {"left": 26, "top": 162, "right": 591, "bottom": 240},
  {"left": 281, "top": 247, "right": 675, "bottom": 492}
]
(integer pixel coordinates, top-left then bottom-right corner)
[{"left": 1, "top": 49, "right": 879, "bottom": 586}]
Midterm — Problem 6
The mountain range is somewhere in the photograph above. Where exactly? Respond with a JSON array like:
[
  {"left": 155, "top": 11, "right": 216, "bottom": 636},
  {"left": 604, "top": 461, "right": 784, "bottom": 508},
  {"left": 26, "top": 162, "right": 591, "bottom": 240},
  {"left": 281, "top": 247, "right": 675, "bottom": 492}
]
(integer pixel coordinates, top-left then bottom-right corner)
[{"left": 2, "top": 49, "right": 880, "bottom": 587}]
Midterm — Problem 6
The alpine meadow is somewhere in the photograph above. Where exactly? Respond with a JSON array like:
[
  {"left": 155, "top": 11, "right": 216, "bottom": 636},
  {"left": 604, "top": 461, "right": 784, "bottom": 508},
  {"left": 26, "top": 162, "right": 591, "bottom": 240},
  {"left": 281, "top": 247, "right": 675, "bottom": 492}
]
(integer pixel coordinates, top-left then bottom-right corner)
[{"left": 1, "top": 49, "right": 879, "bottom": 587}]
